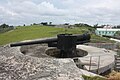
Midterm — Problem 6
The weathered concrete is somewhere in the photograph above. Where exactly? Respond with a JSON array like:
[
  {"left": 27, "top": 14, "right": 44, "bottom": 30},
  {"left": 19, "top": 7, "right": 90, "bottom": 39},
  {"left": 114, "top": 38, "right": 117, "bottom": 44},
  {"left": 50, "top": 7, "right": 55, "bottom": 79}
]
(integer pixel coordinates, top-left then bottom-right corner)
[
  {"left": 0, "top": 44, "right": 113, "bottom": 80},
  {"left": 85, "top": 43, "right": 116, "bottom": 50},
  {"left": 0, "top": 45, "right": 98, "bottom": 80}
]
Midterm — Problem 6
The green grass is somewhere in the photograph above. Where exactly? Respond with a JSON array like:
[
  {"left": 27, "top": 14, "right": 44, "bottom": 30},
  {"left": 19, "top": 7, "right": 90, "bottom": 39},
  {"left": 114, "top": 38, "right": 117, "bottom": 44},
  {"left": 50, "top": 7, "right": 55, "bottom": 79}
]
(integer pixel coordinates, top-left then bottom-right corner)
[
  {"left": 82, "top": 75, "right": 106, "bottom": 80},
  {"left": 0, "top": 25, "right": 115, "bottom": 45},
  {"left": 91, "top": 34, "right": 115, "bottom": 43}
]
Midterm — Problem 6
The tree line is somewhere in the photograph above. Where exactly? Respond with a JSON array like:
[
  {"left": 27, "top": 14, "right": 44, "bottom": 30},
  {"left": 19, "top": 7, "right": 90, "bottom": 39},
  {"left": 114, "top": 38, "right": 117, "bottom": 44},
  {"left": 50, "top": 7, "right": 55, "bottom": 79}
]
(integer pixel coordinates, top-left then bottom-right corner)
[{"left": 0, "top": 23, "right": 14, "bottom": 33}]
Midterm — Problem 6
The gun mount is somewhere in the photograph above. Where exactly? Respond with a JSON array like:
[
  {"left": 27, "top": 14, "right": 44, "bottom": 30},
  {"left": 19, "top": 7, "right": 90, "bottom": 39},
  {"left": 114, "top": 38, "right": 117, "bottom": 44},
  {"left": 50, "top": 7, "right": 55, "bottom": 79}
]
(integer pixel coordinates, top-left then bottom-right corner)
[{"left": 10, "top": 33, "right": 90, "bottom": 58}]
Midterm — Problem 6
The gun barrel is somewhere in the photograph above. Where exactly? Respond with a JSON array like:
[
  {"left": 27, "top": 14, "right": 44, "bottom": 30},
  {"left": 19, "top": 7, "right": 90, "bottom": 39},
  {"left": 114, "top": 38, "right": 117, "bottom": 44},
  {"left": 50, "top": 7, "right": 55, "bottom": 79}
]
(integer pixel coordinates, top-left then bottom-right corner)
[
  {"left": 75, "top": 33, "right": 91, "bottom": 41},
  {"left": 10, "top": 34, "right": 90, "bottom": 47},
  {"left": 10, "top": 37, "right": 57, "bottom": 47}
]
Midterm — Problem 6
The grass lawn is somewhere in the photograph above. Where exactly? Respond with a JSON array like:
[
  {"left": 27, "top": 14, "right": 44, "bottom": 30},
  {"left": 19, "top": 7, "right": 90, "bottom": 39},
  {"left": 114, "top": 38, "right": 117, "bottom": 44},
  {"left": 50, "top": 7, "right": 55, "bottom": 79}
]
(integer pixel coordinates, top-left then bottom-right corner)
[
  {"left": 82, "top": 75, "right": 106, "bottom": 80},
  {"left": 0, "top": 25, "right": 115, "bottom": 45}
]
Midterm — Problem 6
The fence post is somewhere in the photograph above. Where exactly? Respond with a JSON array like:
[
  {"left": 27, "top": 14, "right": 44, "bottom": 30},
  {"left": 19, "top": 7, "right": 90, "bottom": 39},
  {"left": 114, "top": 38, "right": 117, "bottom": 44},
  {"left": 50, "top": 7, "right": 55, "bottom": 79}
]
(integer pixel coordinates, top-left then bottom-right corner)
[
  {"left": 97, "top": 56, "right": 100, "bottom": 74},
  {"left": 89, "top": 56, "right": 92, "bottom": 71},
  {"left": 114, "top": 55, "right": 117, "bottom": 71}
]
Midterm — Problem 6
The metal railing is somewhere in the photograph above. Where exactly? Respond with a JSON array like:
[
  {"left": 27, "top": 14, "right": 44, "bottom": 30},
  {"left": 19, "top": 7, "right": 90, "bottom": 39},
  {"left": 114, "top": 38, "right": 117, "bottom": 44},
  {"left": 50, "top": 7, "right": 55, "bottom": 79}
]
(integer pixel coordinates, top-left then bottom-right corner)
[{"left": 79, "top": 53, "right": 115, "bottom": 74}]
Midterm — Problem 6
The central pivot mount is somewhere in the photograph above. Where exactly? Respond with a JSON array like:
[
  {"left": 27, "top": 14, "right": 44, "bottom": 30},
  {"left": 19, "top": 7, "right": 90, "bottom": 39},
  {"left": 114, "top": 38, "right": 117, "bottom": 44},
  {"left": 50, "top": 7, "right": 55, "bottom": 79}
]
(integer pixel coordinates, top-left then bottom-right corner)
[{"left": 57, "top": 34, "right": 77, "bottom": 58}]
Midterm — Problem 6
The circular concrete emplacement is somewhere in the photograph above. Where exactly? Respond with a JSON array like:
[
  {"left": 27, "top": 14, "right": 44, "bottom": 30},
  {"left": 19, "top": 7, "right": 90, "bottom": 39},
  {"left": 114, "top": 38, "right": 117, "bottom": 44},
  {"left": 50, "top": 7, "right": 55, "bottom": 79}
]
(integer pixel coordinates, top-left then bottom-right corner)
[{"left": 20, "top": 44, "right": 88, "bottom": 58}]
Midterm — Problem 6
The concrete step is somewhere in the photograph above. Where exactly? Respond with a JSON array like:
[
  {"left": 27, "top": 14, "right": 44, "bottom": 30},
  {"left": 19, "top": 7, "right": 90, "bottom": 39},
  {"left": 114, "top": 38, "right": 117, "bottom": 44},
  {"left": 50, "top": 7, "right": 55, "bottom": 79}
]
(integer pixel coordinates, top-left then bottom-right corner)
[
  {"left": 115, "top": 57, "right": 120, "bottom": 71},
  {"left": 115, "top": 60, "right": 120, "bottom": 63},
  {"left": 116, "top": 63, "right": 120, "bottom": 66},
  {"left": 115, "top": 55, "right": 120, "bottom": 57},
  {"left": 116, "top": 57, "right": 120, "bottom": 60},
  {"left": 115, "top": 66, "right": 120, "bottom": 69}
]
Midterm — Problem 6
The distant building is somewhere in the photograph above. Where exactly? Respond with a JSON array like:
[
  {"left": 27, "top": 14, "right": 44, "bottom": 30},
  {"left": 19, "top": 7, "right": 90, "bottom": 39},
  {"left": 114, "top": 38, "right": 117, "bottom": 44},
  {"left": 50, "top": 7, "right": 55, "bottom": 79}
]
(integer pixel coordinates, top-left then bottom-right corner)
[{"left": 95, "top": 25, "right": 120, "bottom": 36}]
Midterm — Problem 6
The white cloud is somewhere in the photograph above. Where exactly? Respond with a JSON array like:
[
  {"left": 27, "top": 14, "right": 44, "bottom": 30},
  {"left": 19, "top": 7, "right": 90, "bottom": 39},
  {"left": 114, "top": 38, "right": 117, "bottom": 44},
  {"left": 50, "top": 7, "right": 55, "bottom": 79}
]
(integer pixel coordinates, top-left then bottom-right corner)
[
  {"left": 0, "top": 6, "right": 18, "bottom": 16},
  {"left": 0, "top": 0, "right": 120, "bottom": 25}
]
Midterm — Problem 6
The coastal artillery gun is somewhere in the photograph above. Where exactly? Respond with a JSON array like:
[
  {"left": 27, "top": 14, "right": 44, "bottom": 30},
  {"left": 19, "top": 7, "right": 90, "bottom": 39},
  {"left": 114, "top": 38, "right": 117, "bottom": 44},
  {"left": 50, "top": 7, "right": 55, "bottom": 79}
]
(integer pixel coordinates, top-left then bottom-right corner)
[{"left": 10, "top": 33, "right": 91, "bottom": 58}]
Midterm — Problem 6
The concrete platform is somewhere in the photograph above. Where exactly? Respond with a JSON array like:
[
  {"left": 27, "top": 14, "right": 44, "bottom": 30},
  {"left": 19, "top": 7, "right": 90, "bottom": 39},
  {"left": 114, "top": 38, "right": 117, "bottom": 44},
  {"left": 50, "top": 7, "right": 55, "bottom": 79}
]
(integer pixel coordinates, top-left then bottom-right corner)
[{"left": 77, "top": 45, "right": 116, "bottom": 74}]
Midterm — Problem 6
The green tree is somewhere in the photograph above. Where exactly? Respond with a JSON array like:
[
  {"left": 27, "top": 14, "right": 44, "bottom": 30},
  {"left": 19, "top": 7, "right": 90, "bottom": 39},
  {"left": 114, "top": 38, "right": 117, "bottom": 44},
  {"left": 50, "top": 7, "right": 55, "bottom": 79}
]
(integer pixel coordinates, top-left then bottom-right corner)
[
  {"left": 93, "top": 24, "right": 98, "bottom": 28},
  {"left": 0, "top": 23, "right": 9, "bottom": 28},
  {"left": 49, "top": 22, "right": 52, "bottom": 25},
  {"left": 114, "top": 31, "right": 120, "bottom": 37}
]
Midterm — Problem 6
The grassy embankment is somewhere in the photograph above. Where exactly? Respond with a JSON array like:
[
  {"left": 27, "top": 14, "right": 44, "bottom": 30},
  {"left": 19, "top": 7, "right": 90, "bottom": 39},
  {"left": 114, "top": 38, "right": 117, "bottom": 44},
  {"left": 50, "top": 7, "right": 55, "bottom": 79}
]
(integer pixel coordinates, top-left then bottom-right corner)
[{"left": 0, "top": 25, "right": 114, "bottom": 45}]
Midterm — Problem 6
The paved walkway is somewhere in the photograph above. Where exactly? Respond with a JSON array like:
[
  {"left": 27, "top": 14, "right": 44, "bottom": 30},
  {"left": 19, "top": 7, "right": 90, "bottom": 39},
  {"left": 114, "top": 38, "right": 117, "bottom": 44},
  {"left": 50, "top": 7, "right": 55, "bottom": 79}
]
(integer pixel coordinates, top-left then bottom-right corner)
[{"left": 110, "top": 38, "right": 120, "bottom": 42}]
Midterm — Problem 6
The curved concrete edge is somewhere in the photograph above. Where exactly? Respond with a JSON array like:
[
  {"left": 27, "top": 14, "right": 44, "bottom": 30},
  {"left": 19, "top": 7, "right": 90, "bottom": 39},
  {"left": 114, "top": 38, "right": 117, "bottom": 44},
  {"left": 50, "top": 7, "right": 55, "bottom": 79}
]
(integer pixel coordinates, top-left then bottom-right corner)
[
  {"left": 80, "top": 69, "right": 104, "bottom": 77},
  {"left": 77, "top": 45, "right": 116, "bottom": 74}
]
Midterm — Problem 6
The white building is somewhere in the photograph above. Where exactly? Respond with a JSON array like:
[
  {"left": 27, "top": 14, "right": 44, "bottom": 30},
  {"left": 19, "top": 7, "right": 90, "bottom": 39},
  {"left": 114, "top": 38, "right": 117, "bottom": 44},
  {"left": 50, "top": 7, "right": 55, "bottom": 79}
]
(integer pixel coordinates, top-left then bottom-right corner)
[{"left": 95, "top": 26, "right": 120, "bottom": 36}]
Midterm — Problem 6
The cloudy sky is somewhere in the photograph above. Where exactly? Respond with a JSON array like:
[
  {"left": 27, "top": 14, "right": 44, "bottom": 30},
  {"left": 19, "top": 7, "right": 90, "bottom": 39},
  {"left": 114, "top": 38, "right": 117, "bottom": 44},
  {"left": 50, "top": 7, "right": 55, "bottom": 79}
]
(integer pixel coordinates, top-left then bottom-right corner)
[{"left": 0, "top": 0, "right": 120, "bottom": 25}]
